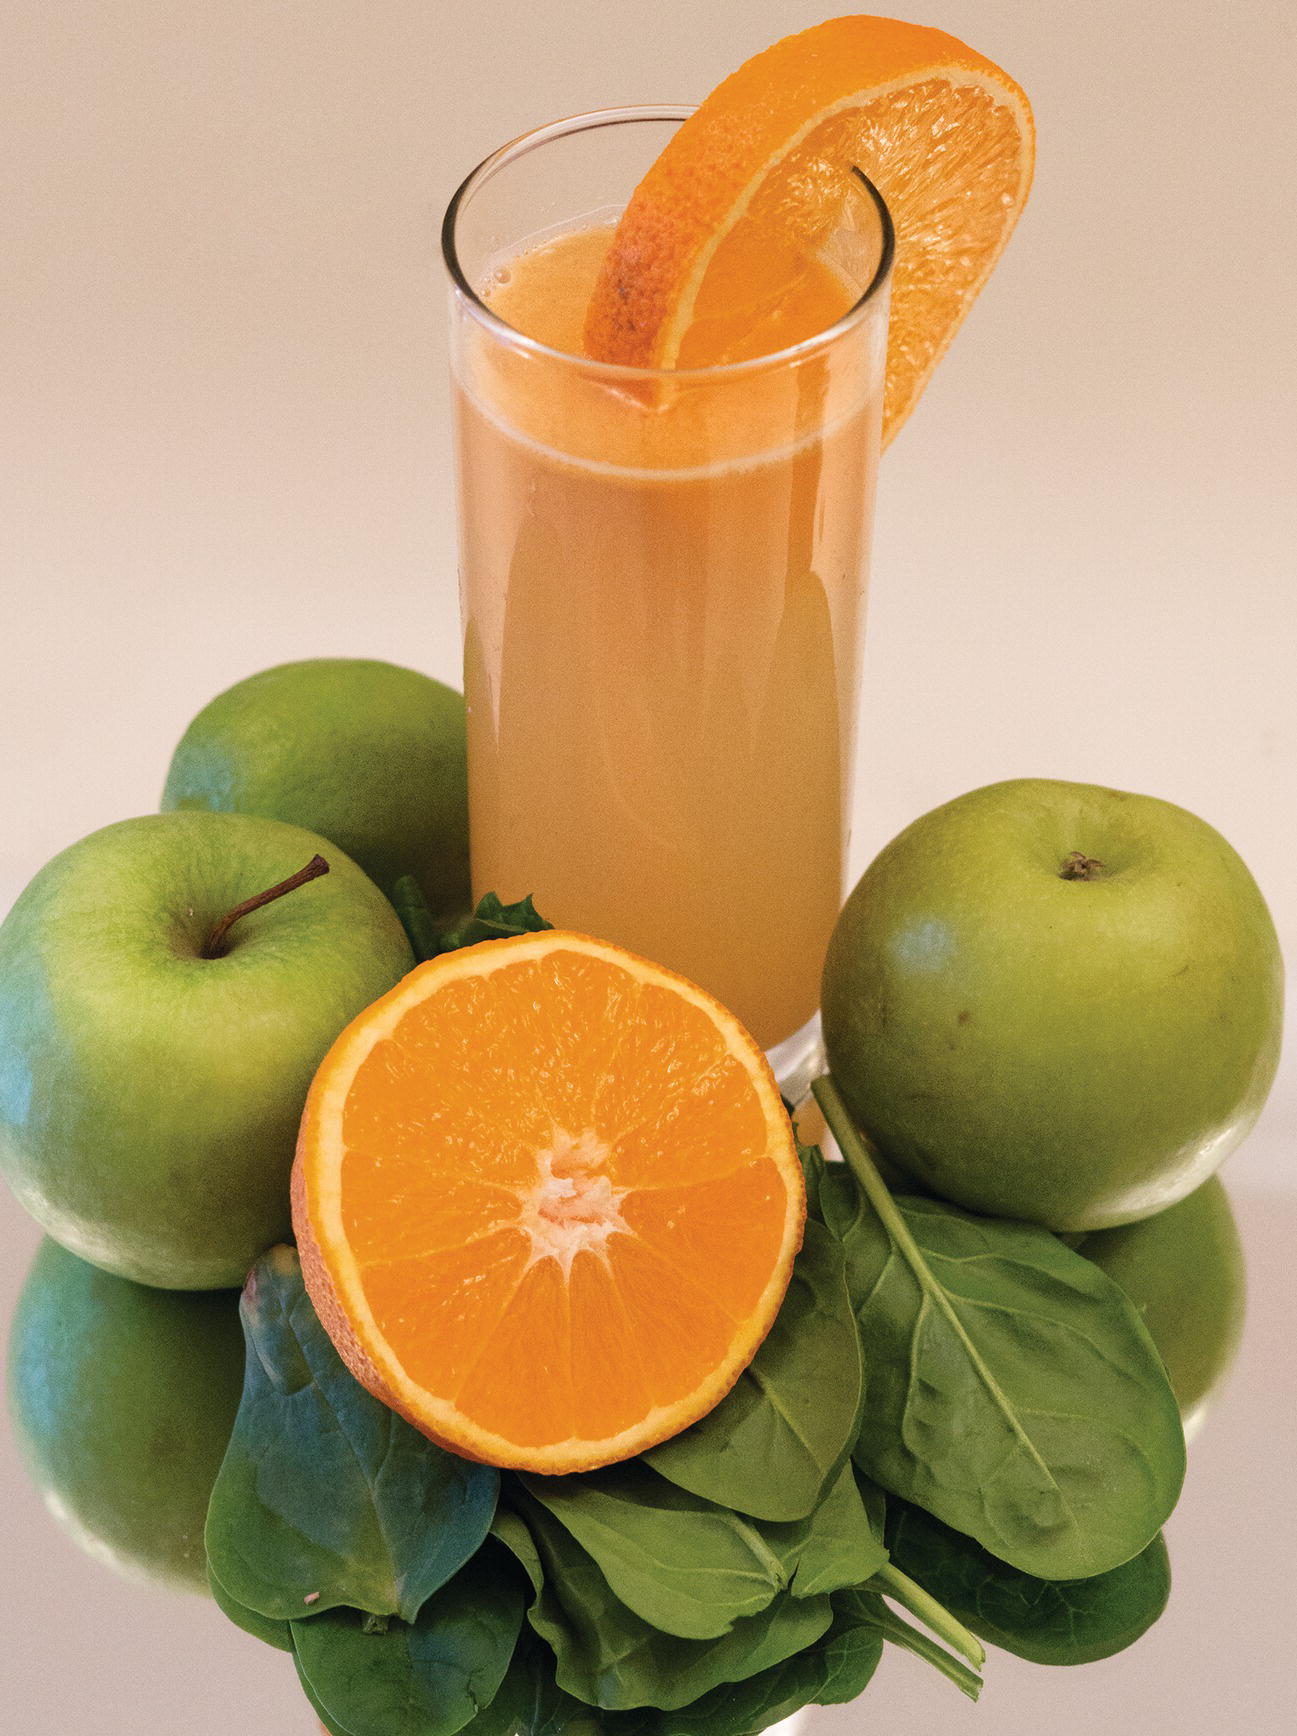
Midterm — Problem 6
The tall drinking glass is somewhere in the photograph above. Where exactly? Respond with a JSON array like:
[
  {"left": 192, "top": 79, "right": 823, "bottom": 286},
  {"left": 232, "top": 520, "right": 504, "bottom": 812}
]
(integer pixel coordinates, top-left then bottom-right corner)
[{"left": 443, "top": 109, "right": 892, "bottom": 1077}]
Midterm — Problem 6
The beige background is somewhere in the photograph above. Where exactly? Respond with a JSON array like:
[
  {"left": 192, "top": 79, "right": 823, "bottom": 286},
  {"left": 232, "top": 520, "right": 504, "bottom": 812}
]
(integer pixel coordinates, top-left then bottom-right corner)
[{"left": 1, "top": 1, "right": 1293, "bottom": 1731}]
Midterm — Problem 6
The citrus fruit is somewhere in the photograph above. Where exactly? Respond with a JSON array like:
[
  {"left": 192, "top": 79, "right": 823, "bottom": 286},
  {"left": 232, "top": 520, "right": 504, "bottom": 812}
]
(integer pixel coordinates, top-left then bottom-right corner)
[
  {"left": 7, "top": 1239, "right": 244, "bottom": 1592},
  {"left": 162, "top": 658, "right": 471, "bottom": 922},
  {"left": 1077, "top": 1177, "right": 1247, "bottom": 1436},
  {"left": 292, "top": 930, "right": 804, "bottom": 1473},
  {"left": 584, "top": 14, "right": 1034, "bottom": 444}
]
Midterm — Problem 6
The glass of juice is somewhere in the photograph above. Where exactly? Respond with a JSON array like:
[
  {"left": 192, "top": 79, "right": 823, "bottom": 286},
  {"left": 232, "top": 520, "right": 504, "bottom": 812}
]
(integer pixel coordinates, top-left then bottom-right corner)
[{"left": 443, "top": 108, "right": 892, "bottom": 1082}]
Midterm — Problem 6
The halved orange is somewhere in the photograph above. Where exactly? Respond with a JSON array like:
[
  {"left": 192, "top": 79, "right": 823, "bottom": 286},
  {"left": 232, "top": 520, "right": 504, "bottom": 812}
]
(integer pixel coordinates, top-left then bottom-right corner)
[
  {"left": 292, "top": 931, "right": 804, "bottom": 1473},
  {"left": 584, "top": 14, "right": 1035, "bottom": 445}
]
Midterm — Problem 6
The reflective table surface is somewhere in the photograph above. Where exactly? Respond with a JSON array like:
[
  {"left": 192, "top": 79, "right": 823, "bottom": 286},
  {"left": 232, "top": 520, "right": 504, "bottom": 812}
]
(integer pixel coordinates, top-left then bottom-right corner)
[{"left": 3, "top": 1149, "right": 1292, "bottom": 1735}]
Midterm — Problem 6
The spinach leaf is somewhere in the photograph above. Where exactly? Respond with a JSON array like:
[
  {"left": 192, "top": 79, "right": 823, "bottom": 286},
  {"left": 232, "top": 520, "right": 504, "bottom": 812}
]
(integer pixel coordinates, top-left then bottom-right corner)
[
  {"left": 643, "top": 1220, "right": 863, "bottom": 1521},
  {"left": 797, "top": 1140, "right": 829, "bottom": 1220},
  {"left": 461, "top": 1628, "right": 604, "bottom": 1736},
  {"left": 884, "top": 1499, "right": 1172, "bottom": 1665},
  {"left": 518, "top": 1462, "right": 787, "bottom": 1639},
  {"left": 772, "top": 1459, "right": 888, "bottom": 1599},
  {"left": 844, "top": 1473, "right": 986, "bottom": 1674},
  {"left": 390, "top": 875, "right": 445, "bottom": 964},
  {"left": 392, "top": 885, "right": 553, "bottom": 962},
  {"left": 519, "top": 1457, "right": 884, "bottom": 1640},
  {"left": 205, "top": 1246, "right": 499, "bottom": 1623},
  {"left": 207, "top": 1561, "right": 293, "bottom": 1653},
  {"left": 298, "top": 1671, "right": 355, "bottom": 1736},
  {"left": 840, "top": 1589, "right": 982, "bottom": 1700},
  {"left": 444, "top": 892, "right": 554, "bottom": 951},
  {"left": 856, "top": 1473, "right": 887, "bottom": 1539},
  {"left": 464, "top": 1582, "right": 942, "bottom": 1736},
  {"left": 641, "top": 1600, "right": 882, "bottom": 1735},
  {"left": 291, "top": 1545, "right": 525, "bottom": 1736},
  {"left": 500, "top": 1494, "right": 834, "bottom": 1712},
  {"left": 602, "top": 1590, "right": 885, "bottom": 1736},
  {"left": 813, "top": 1080, "right": 1185, "bottom": 1581}
]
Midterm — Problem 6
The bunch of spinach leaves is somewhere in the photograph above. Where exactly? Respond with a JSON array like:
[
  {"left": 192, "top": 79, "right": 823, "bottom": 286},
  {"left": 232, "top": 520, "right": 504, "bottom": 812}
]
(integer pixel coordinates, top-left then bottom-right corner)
[{"left": 204, "top": 892, "right": 1189, "bottom": 1734}]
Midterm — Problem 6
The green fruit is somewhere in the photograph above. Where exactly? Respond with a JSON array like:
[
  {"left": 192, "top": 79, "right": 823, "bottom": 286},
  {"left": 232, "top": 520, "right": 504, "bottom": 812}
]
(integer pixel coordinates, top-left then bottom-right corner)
[
  {"left": 0, "top": 810, "right": 414, "bottom": 1287},
  {"left": 7, "top": 1238, "right": 245, "bottom": 1592},
  {"left": 161, "top": 657, "right": 471, "bottom": 922},
  {"left": 1077, "top": 1176, "right": 1246, "bottom": 1433},
  {"left": 821, "top": 779, "right": 1283, "bottom": 1230}
]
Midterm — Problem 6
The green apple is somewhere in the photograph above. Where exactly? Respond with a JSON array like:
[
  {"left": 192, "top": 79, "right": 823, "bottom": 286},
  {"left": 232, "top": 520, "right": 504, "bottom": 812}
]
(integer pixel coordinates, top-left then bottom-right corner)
[
  {"left": 1076, "top": 1176, "right": 1246, "bottom": 1435},
  {"left": 0, "top": 810, "right": 414, "bottom": 1287},
  {"left": 161, "top": 657, "right": 471, "bottom": 923},
  {"left": 7, "top": 1238, "right": 245, "bottom": 1592},
  {"left": 821, "top": 779, "right": 1283, "bottom": 1229}
]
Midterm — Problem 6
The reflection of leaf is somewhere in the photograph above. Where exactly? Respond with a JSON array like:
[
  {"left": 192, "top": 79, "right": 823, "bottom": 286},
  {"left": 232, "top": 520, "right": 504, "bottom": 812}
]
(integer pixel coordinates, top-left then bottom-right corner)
[
  {"left": 291, "top": 1547, "right": 526, "bottom": 1736},
  {"left": 500, "top": 1493, "right": 834, "bottom": 1712},
  {"left": 885, "top": 1499, "right": 1172, "bottom": 1666},
  {"left": 205, "top": 1246, "right": 498, "bottom": 1623},
  {"left": 644, "top": 1220, "right": 862, "bottom": 1521},
  {"left": 815, "top": 1080, "right": 1186, "bottom": 1580}
]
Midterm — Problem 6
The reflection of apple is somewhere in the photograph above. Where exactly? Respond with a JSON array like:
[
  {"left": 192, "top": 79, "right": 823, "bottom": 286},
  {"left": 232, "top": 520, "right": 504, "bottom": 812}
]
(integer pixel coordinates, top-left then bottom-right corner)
[
  {"left": 822, "top": 779, "right": 1283, "bottom": 1230},
  {"left": 0, "top": 811, "right": 413, "bottom": 1288},
  {"left": 7, "top": 1238, "right": 244, "bottom": 1592},
  {"left": 1077, "top": 1176, "right": 1246, "bottom": 1436}
]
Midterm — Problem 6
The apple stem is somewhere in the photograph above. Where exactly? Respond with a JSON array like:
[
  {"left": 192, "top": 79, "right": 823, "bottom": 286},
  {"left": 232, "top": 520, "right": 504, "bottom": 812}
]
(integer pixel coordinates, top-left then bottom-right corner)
[
  {"left": 202, "top": 854, "right": 330, "bottom": 959},
  {"left": 1060, "top": 850, "right": 1104, "bottom": 880}
]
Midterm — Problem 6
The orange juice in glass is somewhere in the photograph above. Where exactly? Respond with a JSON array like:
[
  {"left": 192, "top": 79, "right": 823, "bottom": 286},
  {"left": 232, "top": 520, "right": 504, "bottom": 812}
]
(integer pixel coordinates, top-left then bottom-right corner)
[{"left": 443, "top": 109, "right": 891, "bottom": 1071}]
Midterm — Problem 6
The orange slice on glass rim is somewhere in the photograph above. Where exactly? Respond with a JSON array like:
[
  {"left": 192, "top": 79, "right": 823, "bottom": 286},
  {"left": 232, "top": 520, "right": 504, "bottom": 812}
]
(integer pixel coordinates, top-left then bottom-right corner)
[
  {"left": 292, "top": 931, "right": 804, "bottom": 1473},
  {"left": 583, "top": 13, "right": 1035, "bottom": 445}
]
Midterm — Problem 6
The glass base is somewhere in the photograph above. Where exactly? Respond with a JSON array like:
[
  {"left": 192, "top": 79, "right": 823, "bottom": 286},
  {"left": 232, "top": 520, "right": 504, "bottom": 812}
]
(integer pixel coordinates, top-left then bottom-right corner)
[{"left": 766, "top": 1009, "right": 826, "bottom": 1107}]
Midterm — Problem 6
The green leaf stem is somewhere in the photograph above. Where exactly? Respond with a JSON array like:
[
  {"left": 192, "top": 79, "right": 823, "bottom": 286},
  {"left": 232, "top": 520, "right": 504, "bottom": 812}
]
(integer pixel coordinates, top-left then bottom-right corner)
[
  {"left": 843, "top": 1589, "right": 982, "bottom": 1700},
  {"left": 884, "top": 1498, "right": 1172, "bottom": 1665}
]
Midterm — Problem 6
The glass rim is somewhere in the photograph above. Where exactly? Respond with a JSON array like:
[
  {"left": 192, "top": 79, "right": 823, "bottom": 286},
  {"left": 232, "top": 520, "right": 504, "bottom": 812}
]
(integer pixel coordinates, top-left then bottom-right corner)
[{"left": 440, "top": 103, "right": 895, "bottom": 382}]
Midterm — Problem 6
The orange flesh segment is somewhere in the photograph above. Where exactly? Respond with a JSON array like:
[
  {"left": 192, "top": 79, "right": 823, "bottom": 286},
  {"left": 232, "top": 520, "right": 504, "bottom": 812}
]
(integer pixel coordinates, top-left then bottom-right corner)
[
  {"left": 583, "top": 14, "right": 1034, "bottom": 445},
  {"left": 487, "top": 220, "right": 857, "bottom": 368},
  {"left": 294, "top": 932, "right": 803, "bottom": 1472}
]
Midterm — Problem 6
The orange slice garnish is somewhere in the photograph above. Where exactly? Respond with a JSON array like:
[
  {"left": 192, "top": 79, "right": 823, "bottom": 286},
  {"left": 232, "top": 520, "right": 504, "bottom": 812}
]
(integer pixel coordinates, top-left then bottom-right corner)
[
  {"left": 292, "top": 932, "right": 804, "bottom": 1473},
  {"left": 584, "top": 13, "right": 1034, "bottom": 444}
]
